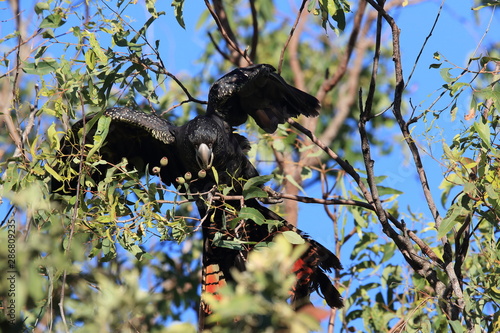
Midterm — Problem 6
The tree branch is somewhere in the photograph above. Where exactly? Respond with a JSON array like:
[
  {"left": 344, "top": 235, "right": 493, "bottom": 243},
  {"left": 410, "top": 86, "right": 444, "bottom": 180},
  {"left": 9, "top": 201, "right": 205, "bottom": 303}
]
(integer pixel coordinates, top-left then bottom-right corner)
[
  {"left": 365, "top": 0, "right": 470, "bottom": 328},
  {"left": 205, "top": 0, "right": 252, "bottom": 67},
  {"left": 248, "top": 0, "right": 259, "bottom": 61},
  {"left": 278, "top": 0, "right": 308, "bottom": 74}
]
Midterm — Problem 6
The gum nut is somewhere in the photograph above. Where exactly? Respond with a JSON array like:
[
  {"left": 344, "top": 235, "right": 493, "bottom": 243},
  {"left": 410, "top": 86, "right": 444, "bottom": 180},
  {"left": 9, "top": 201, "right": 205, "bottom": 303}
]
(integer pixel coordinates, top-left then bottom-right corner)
[
  {"left": 184, "top": 172, "right": 192, "bottom": 181},
  {"left": 152, "top": 166, "right": 161, "bottom": 174},
  {"left": 160, "top": 157, "right": 169, "bottom": 166},
  {"left": 176, "top": 176, "right": 186, "bottom": 184},
  {"left": 198, "top": 169, "right": 207, "bottom": 178}
]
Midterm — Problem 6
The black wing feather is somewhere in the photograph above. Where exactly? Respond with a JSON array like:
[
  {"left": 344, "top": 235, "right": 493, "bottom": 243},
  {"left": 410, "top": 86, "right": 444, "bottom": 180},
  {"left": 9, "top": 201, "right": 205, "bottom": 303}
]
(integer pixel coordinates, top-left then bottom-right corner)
[
  {"left": 207, "top": 64, "right": 320, "bottom": 133},
  {"left": 100, "top": 107, "right": 183, "bottom": 186},
  {"left": 104, "top": 107, "right": 175, "bottom": 144},
  {"left": 52, "top": 107, "right": 183, "bottom": 194}
]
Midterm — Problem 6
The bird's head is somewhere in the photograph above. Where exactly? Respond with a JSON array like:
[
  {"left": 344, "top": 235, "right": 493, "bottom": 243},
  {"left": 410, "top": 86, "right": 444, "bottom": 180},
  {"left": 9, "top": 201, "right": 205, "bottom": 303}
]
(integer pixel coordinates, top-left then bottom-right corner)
[{"left": 184, "top": 116, "right": 224, "bottom": 172}]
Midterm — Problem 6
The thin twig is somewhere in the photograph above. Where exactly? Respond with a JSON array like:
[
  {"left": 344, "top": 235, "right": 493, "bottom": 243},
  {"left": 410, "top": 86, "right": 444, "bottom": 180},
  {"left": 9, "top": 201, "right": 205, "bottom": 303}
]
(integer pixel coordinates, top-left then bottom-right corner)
[
  {"left": 278, "top": 0, "right": 308, "bottom": 73},
  {"left": 59, "top": 93, "right": 89, "bottom": 333},
  {"left": 248, "top": 0, "right": 259, "bottom": 61},
  {"left": 288, "top": 118, "right": 374, "bottom": 204},
  {"left": 404, "top": 0, "right": 445, "bottom": 90},
  {"left": 289, "top": 116, "right": 445, "bottom": 266},
  {"left": 277, "top": 192, "right": 375, "bottom": 210},
  {"left": 132, "top": 59, "right": 207, "bottom": 107},
  {"left": 317, "top": 1, "right": 367, "bottom": 102},
  {"left": 207, "top": 31, "right": 232, "bottom": 61},
  {"left": 204, "top": 0, "right": 252, "bottom": 66}
]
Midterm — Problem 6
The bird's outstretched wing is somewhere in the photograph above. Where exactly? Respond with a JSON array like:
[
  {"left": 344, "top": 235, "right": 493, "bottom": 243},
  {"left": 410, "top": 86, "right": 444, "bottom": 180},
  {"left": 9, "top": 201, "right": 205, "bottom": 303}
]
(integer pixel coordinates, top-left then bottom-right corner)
[
  {"left": 52, "top": 107, "right": 184, "bottom": 194},
  {"left": 100, "top": 107, "right": 186, "bottom": 186},
  {"left": 104, "top": 107, "right": 175, "bottom": 145},
  {"left": 207, "top": 64, "right": 320, "bottom": 133}
]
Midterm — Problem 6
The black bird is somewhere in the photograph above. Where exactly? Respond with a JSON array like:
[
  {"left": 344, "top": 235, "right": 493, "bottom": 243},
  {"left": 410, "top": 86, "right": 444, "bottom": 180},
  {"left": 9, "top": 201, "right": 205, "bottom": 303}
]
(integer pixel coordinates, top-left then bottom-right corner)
[
  {"left": 54, "top": 64, "right": 319, "bottom": 193},
  {"left": 53, "top": 64, "right": 342, "bottom": 328}
]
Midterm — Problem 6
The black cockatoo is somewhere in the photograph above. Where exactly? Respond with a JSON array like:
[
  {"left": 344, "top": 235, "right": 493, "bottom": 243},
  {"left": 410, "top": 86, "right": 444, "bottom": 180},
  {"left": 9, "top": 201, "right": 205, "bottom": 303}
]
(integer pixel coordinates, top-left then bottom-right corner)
[{"left": 53, "top": 64, "right": 342, "bottom": 329}]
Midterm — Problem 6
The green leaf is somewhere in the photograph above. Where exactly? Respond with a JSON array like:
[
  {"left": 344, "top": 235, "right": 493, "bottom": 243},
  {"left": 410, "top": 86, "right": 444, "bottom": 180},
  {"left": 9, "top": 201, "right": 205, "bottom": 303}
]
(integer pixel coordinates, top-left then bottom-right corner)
[
  {"left": 40, "top": 13, "right": 66, "bottom": 29},
  {"left": 130, "top": 244, "right": 151, "bottom": 261},
  {"left": 473, "top": 118, "right": 491, "bottom": 149},
  {"left": 165, "top": 323, "right": 197, "bottom": 333},
  {"left": 300, "top": 166, "right": 312, "bottom": 180},
  {"left": 211, "top": 166, "right": 219, "bottom": 184},
  {"left": 131, "top": 13, "right": 165, "bottom": 44},
  {"left": 485, "top": 183, "right": 499, "bottom": 200},
  {"left": 47, "top": 122, "right": 60, "bottom": 150},
  {"left": 351, "top": 207, "right": 368, "bottom": 228},
  {"left": 35, "top": 2, "right": 50, "bottom": 14},
  {"left": 171, "top": 0, "right": 186, "bottom": 29},
  {"left": 376, "top": 185, "right": 403, "bottom": 196},
  {"left": 22, "top": 58, "right": 58, "bottom": 75},
  {"left": 350, "top": 233, "right": 377, "bottom": 260},
  {"left": 448, "top": 320, "right": 465, "bottom": 333},
  {"left": 480, "top": 56, "right": 500, "bottom": 67},
  {"left": 272, "top": 139, "right": 285, "bottom": 152},
  {"left": 238, "top": 207, "right": 266, "bottom": 225},
  {"left": 85, "top": 49, "right": 96, "bottom": 70},
  {"left": 475, "top": 87, "right": 500, "bottom": 110},
  {"left": 88, "top": 116, "right": 111, "bottom": 158},
  {"left": 439, "top": 68, "right": 454, "bottom": 83},
  {"left": 329, "top": 0, "right": 346, "bottom": 31},
  {"left": 242, "top": 175, "right": 273, "bottom": 199},
  {"left": 437, "top": 213, "right": 458, "bottom": 239},
  {"left": 242, "top": 186, "right": 268, "bottom": 200},
  {"left": 380, "top": 243, "right": 396, "bottom": 263},
  {"left": 42, "top": 29, "right": 54, "bottom": 39},
  {"left": 285, "top": 174, "right": 306, "bottom": 193},
  {"left": 281, "top": 230, "right": 305, "bottom": 245},
  {"left": 472, "top": 1, "right": 500, "bottom": 10},
  {"left": 438, "top": 198, "right": 471, "bottom": 239},
  {"left": 44, "top": 163, "right": 63, "bottom": 181},
  {"left": 87, "top": 32, "right": 108, "bottom": 64},
  {"left": 449, "top": 82, "right": 470, "bottom": 96},
  {"left": 442, "top": 141, "right": 462, "bottom": 161},
  {"left": 34, "top": 46, "right": 48, "bottom": 60},
  {"left": 243, "top": 175, "right": 273, "bottom": 189},
  {"left": 218, "top": 239, "right": 247, "bottom": 250},
  {"left": 132, "top": 79, "right": 149, "bottom": 97}
]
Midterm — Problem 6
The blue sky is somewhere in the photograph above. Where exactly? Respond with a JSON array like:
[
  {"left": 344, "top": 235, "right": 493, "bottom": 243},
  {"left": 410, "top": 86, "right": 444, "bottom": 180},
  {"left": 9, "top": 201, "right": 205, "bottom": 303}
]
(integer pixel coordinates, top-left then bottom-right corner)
[{"left": 1, "top": 0, "right": 499, "bottom": 331}]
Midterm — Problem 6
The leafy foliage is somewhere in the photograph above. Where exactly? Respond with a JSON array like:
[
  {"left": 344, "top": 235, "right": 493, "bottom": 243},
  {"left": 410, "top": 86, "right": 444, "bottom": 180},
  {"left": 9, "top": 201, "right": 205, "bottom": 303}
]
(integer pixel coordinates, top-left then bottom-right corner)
[
  {"left": 1, "top": 1, "right": 499, "bottom": 332},
  {"left": 204, "top": 236, "right": 320, "bottom": 333}
]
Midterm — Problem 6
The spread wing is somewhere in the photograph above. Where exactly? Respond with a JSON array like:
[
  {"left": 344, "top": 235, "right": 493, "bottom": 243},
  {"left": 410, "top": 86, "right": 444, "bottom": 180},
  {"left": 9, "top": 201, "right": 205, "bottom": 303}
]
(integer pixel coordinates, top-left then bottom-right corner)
[
  {"left": 206, "top": 64, "right": 320, "bottom": 133},
  {"left": 100, "top": 107, "right": 185, "bottom": 186},
  {"left": 52, "top": 107, "right": 185, "bottom": 194},
  {"left": 104, "top": 107, "right": 175, "bottom": 145}
]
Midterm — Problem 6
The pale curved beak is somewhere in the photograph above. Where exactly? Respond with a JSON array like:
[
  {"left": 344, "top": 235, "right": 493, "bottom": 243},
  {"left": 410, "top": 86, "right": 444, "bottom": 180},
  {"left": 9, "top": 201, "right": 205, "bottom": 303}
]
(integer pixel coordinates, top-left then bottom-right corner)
[{"left": 196, "top": 143, "right": 213, "bottom": 170}]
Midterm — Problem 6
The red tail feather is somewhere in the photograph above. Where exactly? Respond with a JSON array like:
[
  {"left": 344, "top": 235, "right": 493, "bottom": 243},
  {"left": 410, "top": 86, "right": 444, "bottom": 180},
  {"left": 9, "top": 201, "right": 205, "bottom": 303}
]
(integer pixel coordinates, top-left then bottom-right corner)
[
  {"left": 202, "top": 263, "right": 225, "bottom": 302},
  {"left": 199, "top": 198, "right": 343, "bottom": 329},
  {"left": 199, "top": 263, "right": 225, "bottom": 330}
]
